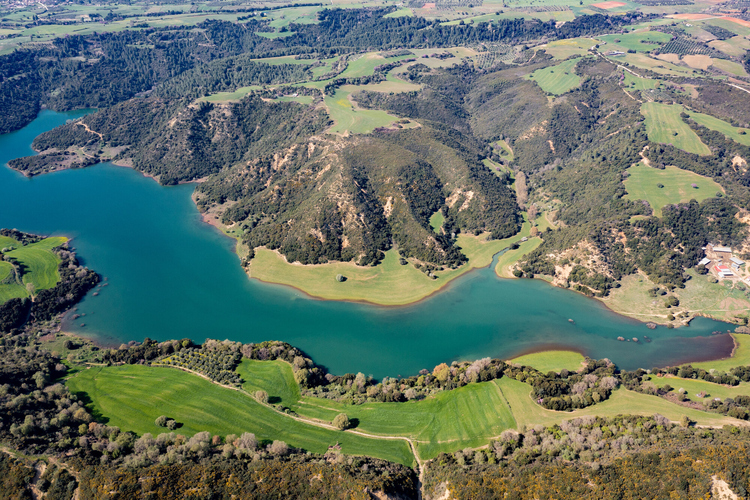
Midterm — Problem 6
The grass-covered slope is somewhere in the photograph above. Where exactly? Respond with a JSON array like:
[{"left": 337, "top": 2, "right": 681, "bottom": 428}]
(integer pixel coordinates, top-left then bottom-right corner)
[
  {"left": 0, "top": 235, "right": 66, "bottom": 302},
  {"left": 67, "top": 365, "right": 415, "bottom": 466},
  {"left": 624, "top": 163, "right": 723, "bottom": 216}
]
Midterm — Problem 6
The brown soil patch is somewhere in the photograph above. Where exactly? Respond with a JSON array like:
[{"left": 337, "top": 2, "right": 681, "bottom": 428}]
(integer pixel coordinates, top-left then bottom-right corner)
[
  {"left": 422, "top": 2, "right": 436, "bottom": 8},
  {"left": 655, "top": 53, "right": 680, "bottom": 64},
  {"left": 683, "top": 54, "right": 713, "bottom": 70},
  {"left": 591, "top": 1, "right": 626, "bottom": 8}
]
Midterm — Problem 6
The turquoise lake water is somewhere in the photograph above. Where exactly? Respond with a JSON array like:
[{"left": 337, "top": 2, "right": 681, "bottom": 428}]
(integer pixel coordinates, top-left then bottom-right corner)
[{"left": 0, "top": 110, "right": 736, "bottom": 377}]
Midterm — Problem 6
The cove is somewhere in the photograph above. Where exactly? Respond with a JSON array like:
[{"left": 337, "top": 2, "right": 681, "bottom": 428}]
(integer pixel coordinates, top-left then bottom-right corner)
[{"left": 0, "top": 110, "right": 736, "bottom": 378}]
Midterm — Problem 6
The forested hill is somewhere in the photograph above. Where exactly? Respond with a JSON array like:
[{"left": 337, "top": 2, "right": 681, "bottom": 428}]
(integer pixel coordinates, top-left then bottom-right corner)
[
  {"left": 28, "top": 95, "right": 520, "bottom": 267},
  {"left": 0, "top": 9, "right": 650, "bottom": 134}
]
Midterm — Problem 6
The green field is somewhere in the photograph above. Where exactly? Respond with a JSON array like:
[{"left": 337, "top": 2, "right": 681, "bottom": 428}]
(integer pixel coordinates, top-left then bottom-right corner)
[
  {"left": 641, "top": 103, "right": 711, "bottom": 155},
  {"left": 249, "top": 223, "right": 532, "bottom": 305},
  {"left": 509, "top": 351, "right": 586, "bottom": 373},
  {"left": 624, "top": 163, "right": 722, "bottom": 216},
  {"left": 496, "top": 377, "right": 744, "bottom": 429},
  {"left": 0, "top": 236, "right": 66, "bottom": 302},
  {"left": 236, "top": 360, "right": 516, "bottom": 459},
  {"left": 67, "top": 365, "right": 414, "bottom": 466},
  {"left": 68, "top": 358, "right": 746, "bottom": 466},
  {"left": 527, "top": 57, "right": 584, "bottom": 95},
  {"left": 623, "top": 72, "right": 658, "bottom": 90},
  {"left": 603, "top": 270, "right": 750, "bottom": 325},
  {"left": 645, "top": 374, "right": 750, "bottom": 402},
  {"left": 688, "top": 111, "right": 750, "bottom": 146},
  {"left": 598, "top": 31, "right": 672, "bottom": 52},
  {"left": 542, "top": 38, "right": 597, "bottom": 59},
  {"left": 324, "top": 89, "right": 399, "bottom": 134},
  {"left": 429, "top": 211, "right": 444, "bottom": 233},
  {"left": 5, "top": 236, "right": 66, "bottom": 291},
  {"left": 199, "top": 86, "right": 262, "bottom": 102}
]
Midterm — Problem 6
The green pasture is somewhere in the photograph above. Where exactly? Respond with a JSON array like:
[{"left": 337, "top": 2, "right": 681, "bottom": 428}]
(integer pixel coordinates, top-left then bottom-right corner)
[
  {"left": 597, "top": 31, "right": 672, "bottom": 52},
  {"left": 272, "top": 95, "right": 314, "bottom": 105},
  {"left": 238, "top": 359, "right": 300, "bottom": 406},
  {"left": 526, "top": 57, "right": 584, "bottom": 95},
  {"left": 67, "top": 365, "right": 414, "bottom": 466},
  {"left": 509, "top": 351, "right": 586, "bottom": 373},
  {"left": 429, "top": 211, "right": 445, "bottom": 234},
  {"left": 711, "top": 58, "right": 749, "bottom": 77},
  {"left": 6, "top": 236, "right": 66, "bottom": 291},
  {"left": 493, "top": 140, "right": 514, "bottom": 161},
  {"left": 709, "top": 36, "right": 750, "bottom": 57},
  {"left": 604, "top": 270, "right": 750, "bottom": 325},
  {"left": 619, "top": 52, "right": 697, "bottom": 77},
  {"left": 256, "top": 31, "right": 295, "bottom": 39},
  {"left": 324, "top": 89, "right": 398, "bottom": 134},
  {"left": 705, "top": 18, "right": 750, "bottom": 37},
  {"left": 249, "top": 223, "right": 532, "bottom": 305},
  {"left": 644, "top": 374, "right": 750, "bottom": 402},
  {"left": 199, "top": 86, "right": 262, "bottom": 103},
  {"left": 624, "top": 163, "right": 722, "bottom": 216},
  {"left": 338, "top": 53, "right": 389, "bottom": 79},
  {"left": 248, "top": 55, "right": 311, "bottom": 66},
  {"left": 623, "top": 71, "right": 658, "bottom": 90},
  {"left": 541, "top": 38, "right": 598, "bottom": 59},
  {"left": 238, "top": 359, "right": 516, "bottom": 459},
  {"left": 384, "top": 8, "right": 413, "bottom": 17},
  {"left": 641, "top": 103, "right": 711, "bottom": 155},
  {"left": 496, "top": 376, "right": 744, "bottom": 429},
  {"left": 688, "top": 111, "right": 750, "bottom": 146}
]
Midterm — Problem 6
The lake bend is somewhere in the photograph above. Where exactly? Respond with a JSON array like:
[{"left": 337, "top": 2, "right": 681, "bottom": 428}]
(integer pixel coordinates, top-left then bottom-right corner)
[{"left": 0, "top": 110, "right": 737, "bottom": 378}]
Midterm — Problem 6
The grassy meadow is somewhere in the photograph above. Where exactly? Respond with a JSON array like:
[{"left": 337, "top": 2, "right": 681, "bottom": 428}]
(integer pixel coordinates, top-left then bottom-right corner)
[
  {"left": 644, "top": 374, "right": 750, "bottom": 402},
  {"left": 603, "top": 270, "right": 750, "bottom": 325},
  {"left": 527, "top": 57, "right": 584, "bottom": 95},
  {"left": 0, "top": 235, "right": 66, "bottom": 302},
  {"left": 688, "top": 111, "right": 750, "bottom": 146},
  {"left": 496, "top": 377, "right": 744, "bottom": 429},
  {"left": 324, "top": 89, "right": 399, "bottom": 135},
  {"left": 67, "top": 365, "right": 415, "bottom": 466},
  {"left": 248, "top": 223, "right": 533, "bottom": 305},
  {"left": 541, "top": 38, "right": 597, "bottom": 59},
  {"left": 624, "top": 163, "right": 722, "bottom": 216},
  {"left": 67, "top": 353, "right": 750, "bottom": 466},
  {"left": 641, "top": 103, "right": 711, "bottom": 155},
  {"left": 509, "top": 351, "right": 586, "bottom": 373}
]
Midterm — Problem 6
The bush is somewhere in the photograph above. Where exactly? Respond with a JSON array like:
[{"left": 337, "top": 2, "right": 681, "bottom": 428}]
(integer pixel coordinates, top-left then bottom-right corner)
[
  {"left": 333, "top": 413, "right": 350, "bottom": 430},
  {"left": 166, "top": 419, "right": 178, "bottom": 430},
  {"left": 255, "top": 390, "right": 269, "bottom": 404},
  {"left": 335, "top": 274, "right": 346, "bottom": 282},
  {"left": 155, "top": 415, "right": 168, "bottom": 427}
]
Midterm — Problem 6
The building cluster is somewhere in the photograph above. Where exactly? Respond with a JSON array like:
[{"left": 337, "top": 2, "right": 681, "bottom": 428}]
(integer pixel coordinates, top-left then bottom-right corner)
[{"left": 701, "top": 244, "right": 748, "bottom": 284}]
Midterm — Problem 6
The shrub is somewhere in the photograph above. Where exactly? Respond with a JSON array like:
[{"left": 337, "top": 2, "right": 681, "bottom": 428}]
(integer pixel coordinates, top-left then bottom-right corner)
[
  {"left": 255, "top": 390, "right": 269, "bottom": 404},
  {"left": 155, "top": 415, "right": 168, "bottom": 427},
  {"left": 335, "top": 274, "right": 346, "bottom": 282},
  {"left": 166, "top": 419, "right": 178, "bottom": 430},
  {"left": 333, "top": 413, "right": 350, "bottom": 430}
]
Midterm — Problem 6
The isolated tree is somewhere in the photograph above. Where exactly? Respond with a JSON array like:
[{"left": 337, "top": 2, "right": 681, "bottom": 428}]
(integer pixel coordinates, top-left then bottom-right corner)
[
  {"left": 155, "top": 415, "right": 168, "bottom": 427},
  {"left": 333, "top": 413, "right": 350, "bottom": 430},
  {"left": 254, "top": 390, "right": 269, "bottom": 404},
  {"left": 166, "top": 419, "right": 178, "bottom": 430},
  {"left": 268, "top": 440, "right": 289, "bottom": 456}
]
